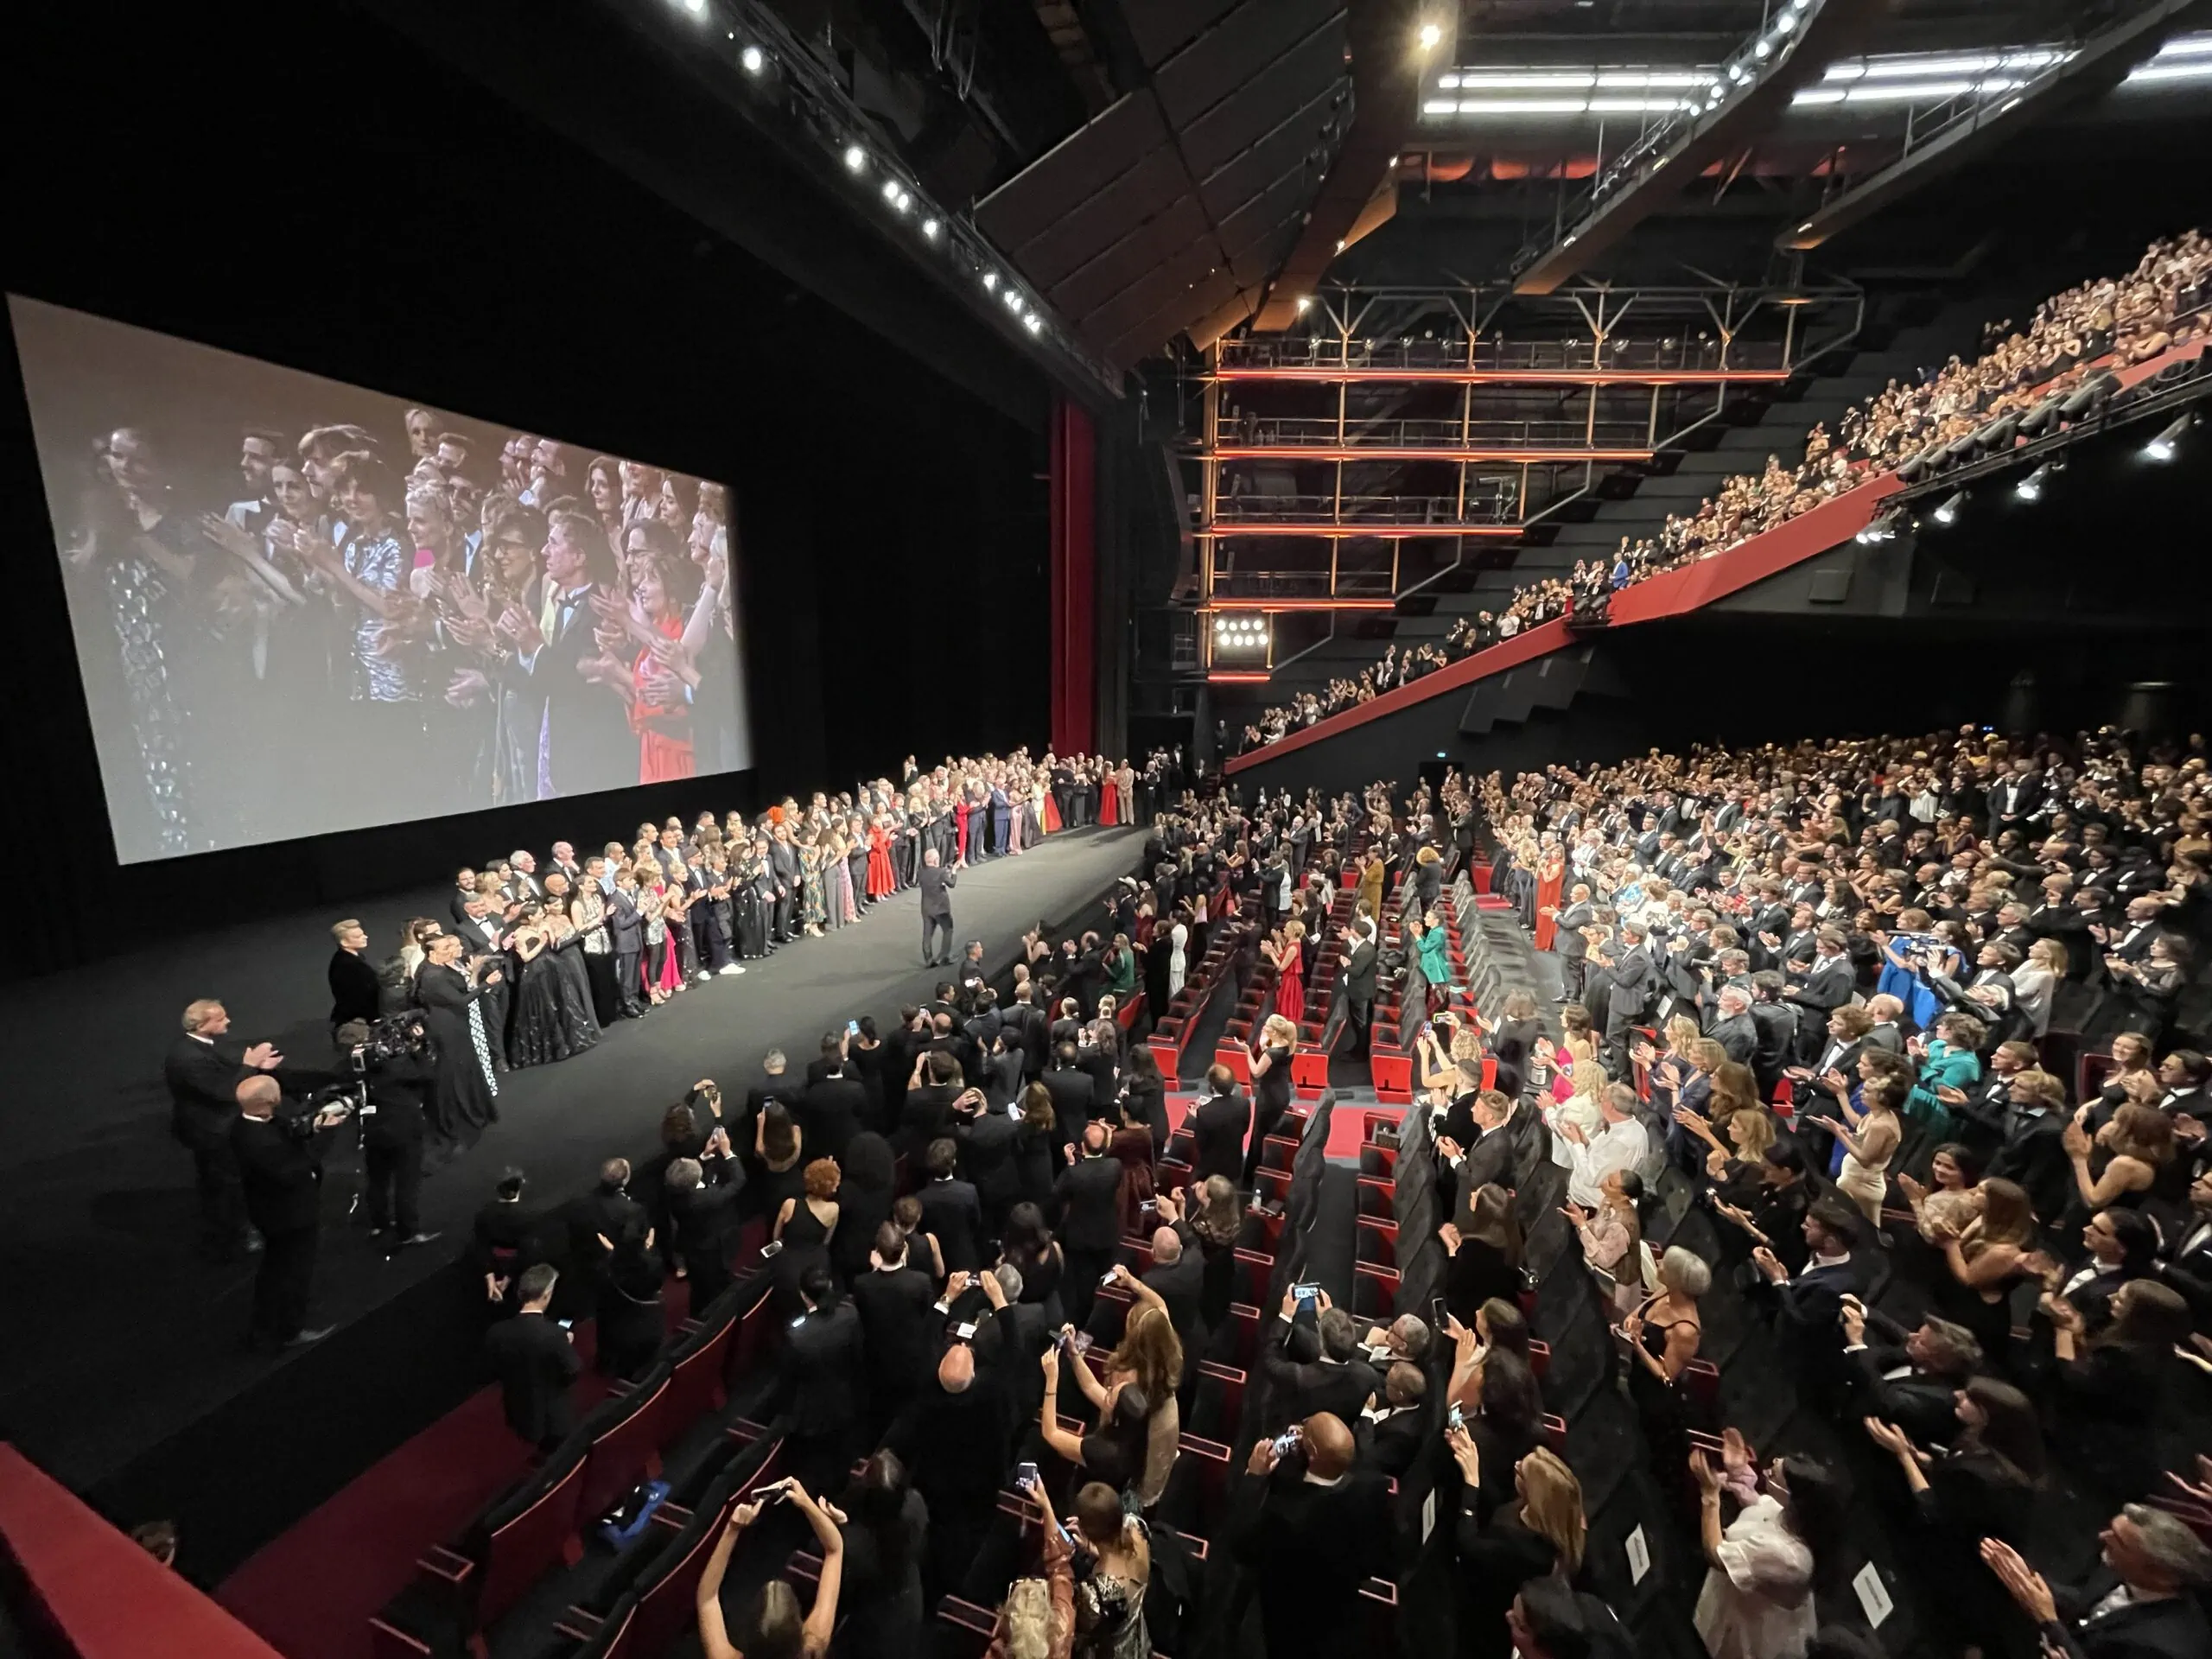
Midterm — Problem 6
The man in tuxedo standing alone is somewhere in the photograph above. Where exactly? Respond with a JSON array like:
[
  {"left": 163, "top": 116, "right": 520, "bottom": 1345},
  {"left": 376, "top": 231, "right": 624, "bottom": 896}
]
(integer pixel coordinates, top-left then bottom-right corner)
[
  {"left": 165, "top": 999, "right": 284, "bottom": 1260},
  {"left": 232, "top": 1075, "right": 347, "bottom": 1351},
  {"left": 1321, "top": 920, "right": 1378, "bottom": 1058},
  {"left": 918, "top": 847, "right": 959, "bottom": 968}
]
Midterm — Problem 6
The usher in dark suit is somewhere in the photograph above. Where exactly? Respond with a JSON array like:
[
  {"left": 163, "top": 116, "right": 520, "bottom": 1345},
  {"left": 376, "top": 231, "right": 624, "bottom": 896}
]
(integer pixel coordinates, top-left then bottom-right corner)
[
  {"left": 232, "top": 1109, "right": 331, "bottom": 1347},
  {"left": 328, "top": 948, "right": 381, "bottom": 1030}
]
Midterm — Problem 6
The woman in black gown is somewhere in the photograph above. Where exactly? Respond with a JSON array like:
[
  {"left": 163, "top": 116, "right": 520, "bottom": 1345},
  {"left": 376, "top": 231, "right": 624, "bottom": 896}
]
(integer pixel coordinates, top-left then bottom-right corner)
[
  {"left": 1244, "top": 1014, "right": 1297, "bottom": 1190},
  {"left": 1485, "top": 990, "right": 1542, "bottom": 1101},
  {"left": 544, "top": 909, "right": 603, "bottom": 1046},
  {"left": 505, "top": 909, "right": 600, "bottom": 1068},
  {"left": 734, "top": 840, "right": 772, "bottom": 960},
  {"left": 411, "top": 933, "right": 500, "bottom": 1140},
  {"left": 773, "top": 1158, "right": 842, "bottom": 1312}
]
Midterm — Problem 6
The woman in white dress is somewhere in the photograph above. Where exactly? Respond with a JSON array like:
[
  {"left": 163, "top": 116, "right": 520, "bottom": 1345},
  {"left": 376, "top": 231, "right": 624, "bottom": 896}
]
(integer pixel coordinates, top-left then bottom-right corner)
[
  {"left": 1692, "top": 1441, "right": 1842, "bottom": 1659},
  {"left": 1166, "top": 921, "right": 1188, "bottom": 998},
  {"left": 2010, "top": 937, "right": 2064, "bottom": 1039}
]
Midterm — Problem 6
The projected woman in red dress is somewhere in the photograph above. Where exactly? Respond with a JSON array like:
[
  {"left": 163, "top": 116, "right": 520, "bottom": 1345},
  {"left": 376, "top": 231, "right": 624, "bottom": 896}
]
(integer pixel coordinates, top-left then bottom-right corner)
[{"left": 626, "top": 554, "right": 695, "bottom": 785}]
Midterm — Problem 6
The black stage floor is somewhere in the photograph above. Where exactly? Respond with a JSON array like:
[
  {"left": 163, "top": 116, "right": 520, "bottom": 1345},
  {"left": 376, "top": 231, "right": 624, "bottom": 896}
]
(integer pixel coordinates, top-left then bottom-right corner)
[{"left": 0, "top": 827, "right": 1143, "bottom": 1561}]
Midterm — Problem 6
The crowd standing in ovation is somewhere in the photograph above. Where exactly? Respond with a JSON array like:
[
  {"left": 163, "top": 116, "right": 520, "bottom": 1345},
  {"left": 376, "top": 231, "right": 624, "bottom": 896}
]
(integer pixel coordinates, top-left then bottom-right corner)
[{"left": 1235, "top": 230, "right": 2212, "bottom": 754}]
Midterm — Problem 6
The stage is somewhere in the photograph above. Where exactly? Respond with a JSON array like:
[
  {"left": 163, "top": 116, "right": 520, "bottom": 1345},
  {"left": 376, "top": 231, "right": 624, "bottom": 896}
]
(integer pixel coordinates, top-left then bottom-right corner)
[{"left": 0, "top": 824, "right": 1144, "bottom": 1582}]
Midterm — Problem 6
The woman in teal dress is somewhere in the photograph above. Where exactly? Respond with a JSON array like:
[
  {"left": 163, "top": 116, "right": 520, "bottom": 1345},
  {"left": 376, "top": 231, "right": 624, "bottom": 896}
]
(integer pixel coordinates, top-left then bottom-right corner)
[{"left": 1904, "top": 1010, "right": 1986, "bottom": 1141}]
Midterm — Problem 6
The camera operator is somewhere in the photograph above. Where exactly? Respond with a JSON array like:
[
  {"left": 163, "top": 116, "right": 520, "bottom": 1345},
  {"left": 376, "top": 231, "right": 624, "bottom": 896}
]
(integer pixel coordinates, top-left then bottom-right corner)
[
  {"left": 232, "top": 1074, "right": 349, "bottom": 1351},
  {"left": 334, "top": 1019, "right": 440, "bottom": 1255}
]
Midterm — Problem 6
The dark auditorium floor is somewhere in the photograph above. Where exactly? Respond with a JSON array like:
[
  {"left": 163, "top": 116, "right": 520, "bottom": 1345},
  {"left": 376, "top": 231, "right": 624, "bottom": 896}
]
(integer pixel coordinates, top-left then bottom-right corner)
[{"left": 0, "top": 824, "right": 1143, "bottom": 1579}]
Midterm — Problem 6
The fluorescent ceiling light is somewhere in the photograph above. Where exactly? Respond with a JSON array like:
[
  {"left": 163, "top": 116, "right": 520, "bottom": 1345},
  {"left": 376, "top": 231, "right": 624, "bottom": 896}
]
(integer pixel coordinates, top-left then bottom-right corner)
[
  {"left": 1586, "top": 97, "right": 1693, "bottom": 113},
  {"left": 1792, "top": 88, "right": 1847, "bottom": 105},
  {"left": 1453, "top": 99, "right": 1592, "bottom": 113},
  {"left": 1593, "top": 71, "right": 1709, "bottom": 88},
  {"left": 1423, "top": 99, "right": 1459, "bottom": 114},
  {"left": 2125, "top": 60, "right": 2212, "bottom": 84},
  {"left": 1452, "top": 72, "right": 1598, "bottom": 89},
  {"left": 2147, "top": 33, "right": 2212, "bottom": 57}
]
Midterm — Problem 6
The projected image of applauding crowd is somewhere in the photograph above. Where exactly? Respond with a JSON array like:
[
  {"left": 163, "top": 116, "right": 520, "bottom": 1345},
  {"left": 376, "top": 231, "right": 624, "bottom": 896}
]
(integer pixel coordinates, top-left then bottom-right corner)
[{"left": 10, "top": 296, "right": 751, "bottom": 863}]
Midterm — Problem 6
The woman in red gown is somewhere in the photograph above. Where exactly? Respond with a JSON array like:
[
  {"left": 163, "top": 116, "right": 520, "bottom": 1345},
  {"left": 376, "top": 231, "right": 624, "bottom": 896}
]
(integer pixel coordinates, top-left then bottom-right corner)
[
  {"left": 627, "top": 556, "right": 694, "bottom": 784},
  {"left": 1268, "top": 919, "right": 1306, "bottom": 1024},
  {"left": 1532, "top": 842, "right": 1567, "bottom": 953},
  {"left": 866, "top": 816, "right": 895, "bottom": 900},
  {"left": 1040, "top": 765, "right": 1064, "bottom": 834},
  {"left": 1099, "top": 764, "right": 1120, "bottom": 827}
]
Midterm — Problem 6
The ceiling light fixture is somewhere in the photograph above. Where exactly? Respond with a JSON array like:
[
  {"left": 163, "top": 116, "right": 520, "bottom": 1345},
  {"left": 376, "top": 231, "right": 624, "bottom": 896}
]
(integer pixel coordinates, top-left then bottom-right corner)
[
  {"left": 921, "top": 217, "right": 940, "bottom": 239},
  {"left": 842, "top": 143, "right": 865, "bottom": 172},
  {"left": 1419, "top": 22, "right": 1443, "bottom": 50},
  {"left": 740, "top": 44, "right": 764, "bottom": 73},
  {"left": 1931, "top": 491, "right": 1965, "bottom": 524},
  {"left": 2144, "top": 414, "right": 2191, "bottom": 461},
  {"left": 2014, "top": 463, "right": 2050, "bottom": 500}
]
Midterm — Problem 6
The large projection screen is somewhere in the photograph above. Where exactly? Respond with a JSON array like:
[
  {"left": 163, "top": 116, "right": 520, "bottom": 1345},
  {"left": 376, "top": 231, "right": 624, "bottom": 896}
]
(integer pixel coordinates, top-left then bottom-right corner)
[{"left": 9, "top": 296, "right": 751, "bottom": 862}]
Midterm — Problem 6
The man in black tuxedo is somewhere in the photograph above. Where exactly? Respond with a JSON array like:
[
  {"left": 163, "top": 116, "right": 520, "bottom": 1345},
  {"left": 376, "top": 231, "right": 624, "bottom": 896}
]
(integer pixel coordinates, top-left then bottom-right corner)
[
  {"left": 1594, "top": 922, "right": 1656, "bottom": 1074},
  {"left": 918, "top": 847, "right": 959, "bottom": 967},
  {"left": 1129, "top": 1225, "right": 1208, "bottom": 1358},
  {"left": 851, "top": 1223, "right": 937, "bottom": 1434},
  {"left": 1749, "top": 1195, "right": 1865, "bottom": 1411},
  {"left": 485, "top": 1263, "right": 582, "bottom": 1450},
  {"left": 798, "top": 1041, "right": 868, "bottom": 1164},
  {"left": 1228, "top": 1411, "right": 1389, "bottom": 1659},
  {"left": 336, "top": 1020, "right": 438, "bottom": 1252},
  {"left": 1355, "top": 1361, "right": 1428, "bottom": 1478},
  {"left": 165, "top": 999, "right": 283, "bottom": 1259},
  {"left": 1782, "top": 927, "right": 1857, "bottom": 1064},
  {"left": 561, "top": 1159, "right": 645, "bottom": 1317},
  {"left": 327, "top": 920, "right": 380, "bottom": 1031},
  {"left": 779, "top": 1264, "right": 867, "bottom": 1489},
  {"left": 519, "top": 508, "right": 632, "bottom": 797},
  {"left": 1985, "top": 1068, "right": 2073, "bottom": 1223},
  {"left": 665, "top": 1156, "right": 742, "bottom": 1306},
  {"left": 954, "top": 1090, "right": 1023, "bottom": 1232},
  {"left": 2162, "top": 1168, "right": 2212, "bottom": 1320},
  {"left": 232, "top": 1075, "right": 347, "bottom": 1350},
  {"left": 1840, "top": 1304, "right": 1982, "bottom": 1447},
  {"left": 1054, "top": 1122, "right": 1124, "bottom": 1327},
  {"left": 1191, "top": 1065, "right": 1250, "bottom": 1188},
  {"left": 766, "top": 823, "right": 802, "bottom": 945},
  {"left": 1982, "top": 1507, "right": 2212, "bottom": 1659},
  {"left": 1321, "top": 920, "right": 1377, "bottom": 1057},
  {"left": 604, "top": 871, "right": 645, "bottom": 1018},
  {"left": 918, "top": 1137, "right": 984, "bottom": 1274},
  {"left": 1040, "top": 1042, "right": 1096, "bottom": 1147}
]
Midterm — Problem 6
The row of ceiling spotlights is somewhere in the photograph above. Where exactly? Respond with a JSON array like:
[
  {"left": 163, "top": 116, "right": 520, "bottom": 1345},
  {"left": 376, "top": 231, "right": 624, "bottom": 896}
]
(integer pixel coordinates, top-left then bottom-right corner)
[
  {"left": 1856, "top": 414, "right": 2191, "bottom": 540},
  {"left": 673, "top": 0, "right": 1046, "bottom": 339},
  {"left": 1213, "top": 616, "right": 1270, "bottom": 636}
]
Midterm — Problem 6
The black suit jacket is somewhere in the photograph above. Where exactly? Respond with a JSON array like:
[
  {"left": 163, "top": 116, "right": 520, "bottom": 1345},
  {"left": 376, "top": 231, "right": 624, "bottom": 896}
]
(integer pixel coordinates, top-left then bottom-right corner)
[
  {"left": 956, "top": 1111, "right": 1024, "bottom": 1211},
  {"left": 485, "top": 1312, "right": 582, "bottom": 1445},
  {"left": 2050, "top": 1570, "right": 2212, "bottom": 1659},
  {"left": 851, "top": 1265, "right": 938, "bottom": 1402},
  {"left": 1141, "top": 1248, "right": 1209, "bottom": 1350},
  {"left": 918, "top": 1177, "right": 984, "bottom": 1273},
  {"left": 1341, "top": 938, "right": 1378, "bottom": 1004},
  {"left": 232, "top": 1113, "right": 327, "bottom": 1234},
  {"left": 1356, "top": 1406, "right": 1427, "bottom": 1477},
  {"left": 328, "top": 949, "right": 381, "bottom": 1027},
  {"left": 166, "top": 1034, "right": 252, "bottom": 1149},
  {"left": 1039, "top": 1069, "right": 1096, "bottom": 1145},
  {"left": 1262, "top": 1308, "right": 1383, "bottom": 1430},
  {"left": 780, "top": 1300, "right": 865, "bottom": 1435},
  {"left": 1229, "top": 1459, "right": 1389, "bottom": 1633},
  {"left": 525, "top": 580, "right": 634, "bottom": 791},
  {"left": 1053, "top": 1154, "right": 1124, "bottom": 1252},
  {"left": 1846, "top": 1337, "right": 1961, "bottom": 1447},
  {"left": 799, "top": 1075, "right": 868, "bottom": 1162},
  {"left": 1192, "top": 1089, "right": 1250, "bottom": 1185}
]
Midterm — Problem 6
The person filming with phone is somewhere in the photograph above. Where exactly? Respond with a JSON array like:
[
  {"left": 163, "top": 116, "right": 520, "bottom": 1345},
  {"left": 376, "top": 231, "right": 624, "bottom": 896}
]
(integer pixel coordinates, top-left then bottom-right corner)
[{"left": 695, "top": 1475, "right": 844, "bottom": 1659}]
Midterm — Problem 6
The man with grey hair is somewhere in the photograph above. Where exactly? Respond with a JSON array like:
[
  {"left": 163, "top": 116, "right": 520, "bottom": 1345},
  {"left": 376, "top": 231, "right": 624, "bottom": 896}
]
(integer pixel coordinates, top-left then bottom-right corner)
[
  {"left": 1360, "top": 1312, "right": 1433, "bottom": 1370},
  {"left": 165, "top": 998, "right": 283, "bottom": 1260},
  {"left": 1840, "top": 1301, "right": 1983, "bottom": 1447},
  {"left": 1557, "top": 1082, "right": 1650, "bottom": 1208},
  {"left": 1981, "top": 1503, "right": 2211, "bottom": 1658},
  {"left": 1708, "top": 982, "right": 1758, "bottom": 1067}
]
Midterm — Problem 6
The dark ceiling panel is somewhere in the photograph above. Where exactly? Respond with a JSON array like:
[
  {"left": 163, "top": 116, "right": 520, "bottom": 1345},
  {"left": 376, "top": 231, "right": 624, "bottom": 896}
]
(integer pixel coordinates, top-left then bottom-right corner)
[
  {"left": 1177, "top": 22, "right": 1348, "bottom": 176},
  {"left": 1009, "top": 143, "right": 1187, "bottom": 286},
  {"left": 1104, "top": 265, "right": 1248, "bottom": 362},
  {"left": 1077, "top": 226, "right": 1229, "bottom": 338},
  {"left": 1121, "top": 0, "right": 1243, "bottom": 69},
  {"left": 1217, "top": 168, "right": 1314, "bottom": 278},
  {"left": 973, "top": 93, "right": 1164, "bottom": 246},
  {"left": 1195, "top": 80, "right": 1343, "bottom": 218},
  {"left": 1049, "top": 191, "right": 1213, "bottom": 318},
  {"left": 1152, "top": 0, "right": 1346, "bottom": 130}
]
